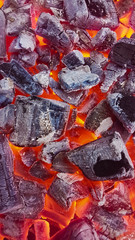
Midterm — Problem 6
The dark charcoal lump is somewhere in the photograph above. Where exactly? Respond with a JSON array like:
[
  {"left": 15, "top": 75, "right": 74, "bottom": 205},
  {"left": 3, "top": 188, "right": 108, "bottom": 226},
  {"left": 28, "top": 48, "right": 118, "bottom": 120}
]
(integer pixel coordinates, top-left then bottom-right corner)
[
  {"left": 29, "top": 161, "right": 52, "bottom": 180},
  {"left": 75, "top": 29, "right": 93, "bottom": 51},
  {"left": 90, "top": 51, "right": 108, "bottom": 68},
  {"left": 36, "top": 45, "right": 51, "bottom": 64},
  {"left": 84, "top": 57, "right": 104, "bottom": 80},
  {"left": 20, "top": 148, "right": 36, "bottom": 167},
  {"left": 124, "top": 70, "right": 135, "bottom": 94},
  {"left": 0, "top": 77, "right": 15, "bottom": 108},
  {"left": 130, "top": 3, "right": 135, "bottom": 30},
  {"left": 0, "top": 10, "right": 6, "bottom": 58},
  {"left": 0, "top": 104, "right": 15, "bottom": 134},
  {"left": 86, "top": 0, "right": 106, "bottom": 18},
  {"left": 115, "top": 0, "right": 134, "bottom": 17},
  {"left": 11, "top": 51, "right": 38, "bottom": 68},
  {"left": 78, "top": 92, "right": 98, "bottom": 115},
  {"left": 62, "top": 50, "right": 84, "bottom": 70}
]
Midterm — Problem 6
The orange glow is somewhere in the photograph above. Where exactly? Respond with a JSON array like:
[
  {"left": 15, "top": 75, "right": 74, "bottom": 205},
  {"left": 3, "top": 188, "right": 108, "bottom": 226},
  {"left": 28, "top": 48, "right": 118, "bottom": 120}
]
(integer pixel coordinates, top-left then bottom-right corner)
[
  {"left": 34, "top": 220, "right": 50, "bottom": 240},
  {"left": 82, "top": 51, "right": 90, "bottom": 58},
  {"left": 115, "top": 24, "right": 129, "bottom": 40},
  {"left": 0, "top": 0, "right": 3, "bottom": 8},
  {"left": 120, "top": 12, "right": 131, "bottom": 27},
  {"left": 126, "top": 27, "right": 135, "bottom": 38},
  {"left": 87, "top": 30, "right": 98, "bottom": 38},
  {"left": 76, "top": 196, "right": 92, "bottom": 218},
  {"left": 36, "top": 35, "right": 47, "bottom": 46}
]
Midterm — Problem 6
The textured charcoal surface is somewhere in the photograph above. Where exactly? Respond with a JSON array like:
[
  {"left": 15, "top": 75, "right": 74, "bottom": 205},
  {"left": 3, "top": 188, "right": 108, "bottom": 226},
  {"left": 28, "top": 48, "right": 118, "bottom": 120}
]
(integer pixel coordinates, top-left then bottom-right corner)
[
  {"left": 107, "top": 93, "right": 135, "bottom": 133},
  {"left": 130, "top": 3, "right": 135, "bottom": 30},
  {"left": 33, "top": 70, "right": 50, "bottom": 89},
  {"left": 11, "top": 51, "right": 38, "bottom": 68},
  {"left": 84, "top": 57, "right": 104, "bottom": 80},
  {"left": 0, "top": 77, "right": 15, "bottom": 108},
  {"left": 90, "top": 51, "right": 108, "bottom": 68},
  {"left": 36, "top": 12, "right": 72, "bottom": 53},
  {"left": 78, "top": 92, "right": 98, "bottom": 115},
  {"left": 36, "top": 45, "right": 51, "bottom": 64},
  {"left": 0, "top": 60, "right": 43, "bottom": 95},
  {"left": 67, "top": 108, "right": 77, "bottom": 130},
  {"left": 40, "top": 138, "right": 70, "bottom": 164},
  {"left": 84, "top": 100, "right": 113, "bottom": 136},
  {"left": 44, "top": 0, "right": 63, "bottom": 9},
  {"left": 0, "top": 10, "right": 6, "bottom": 58},
  {"left": 115, "top": 0, "right": 134, "bottom": 17},
  {"left": 62, "top": 50, "right": 84, "bottom": 70},
  {"left": 109, "top": 37, "right": 135, "bottom": 68},
  {"left": 66, "top": 132, "right": 134, "bottom": 181},
  {"left": 0, "top": 104, "right": 15, "bottom": 134},
  {"left": 9, "top": 95, "right": 70, "bottom": 146},
  {"left": 20, "top": 148, "right": 36, "bottom": 167},
  {"left": 75, "top": 29, "right": 93, "bottom": 51},
  {"left": 29, "top": 161, "right": 52, "bottom": 180},
  {"left": 58, "top": 65, "right": 100, "bottom": 92},
  {"left": 124, "top": 70, "right": 135, "bottom": 94}
]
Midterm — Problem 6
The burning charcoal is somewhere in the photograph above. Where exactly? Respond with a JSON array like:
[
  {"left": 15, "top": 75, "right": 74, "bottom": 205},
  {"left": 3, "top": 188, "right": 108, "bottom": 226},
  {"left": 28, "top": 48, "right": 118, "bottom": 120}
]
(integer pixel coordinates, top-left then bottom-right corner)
[
  {"left": 85, "top": 100, "right": 113, "bottom": 136},
  {"left": 100, "top": 62, "right": 126, "bottom": 93},
  {"left": 65, "top": 29, "right": 79, "bottom": 45},
  {"left": 91, "top": 28, "right": 117, "bottom": 52},
  {"left": 29, "top": 161, "right": 52, "bottom": 180},
  {"left": 52, "top": 152, "right": 77, "bottom": 173},
  {"left": 36, "top": 12, "right": 72, "bottom": 53},
  {"left": 0, "top": 104, "right": 15, "bottom": 134},
  {"left": 103, "top": 182, "right": 133, "bottom": 216},
  {"left": 75, "top": 29, "right": 93, "bottom": 51},
  {"left": 33, "top": 70, "right": 50, "bottom": 89},
  {"left": 115, "top": 0, "right": 134, "bottom": 17},
  {"left": 0, "top": 10, "right": 6, "bottom": 58},
  {"left": 9, "top": 95, "right": 70, "bottom": 147},
  {"left": 49, "top": 51, "right": 60, "bottom": 70},
  {"left": 109, "top": 37, "right": 135, "bottom": 69},
  {"left": 0, "top": 77, "right": 14, "bottom": 108},
  {"left": 78, "top": 93, "right": 98, "bottom": 115},
  {"left": 50, "top": 7, "right": 65, "bottom": 22},
  {"left": 3, "top": 0, "right": 29, "bottom": 8},
  {"left": 59, "top": 66, "right": 100, "bottom": 92},
  {"left": 0, "top": 60, "right": 43, "bottom": 95},
  {"left": 67, "top": 108, "right": 77, "bottom": 130},
  {"left": 51, "top": 218, "right": 99, "bottom": 240},
  {"left": 84, "top": 57, "right": 104, "bottom": 80},
  {"left": 44, "top": 0, "right": 63, "bottom": 9},
  {"left": 66, "top": 132, "right": 134, "bottom": 181},
  {"left": 0, "top": 134, "right": 21, "bottom": 214},
  {"left": 40, "top": 138, "right": 70, "bottom": 164},
  {"left": 48, "top": 173, "right": 89, "bottom": 209},
  {"left": 34, "top": 220, "right": 50, "bottom": 240},
  {"left": 49, "top": 78, "right": 88, "bottom": 107},
  {"left": 14, "top": 51, "right": 38, "bottom": 67},
  {"left": 98, "top": 232, "right": 110, "bottom": 240},
  {"left": 89, "top": 182, "right": 105, "bottom": 203},
  {"left": 9, "top": 29, "right": 36, "bottom": 53},
  {"left": 5, "top": 4, "right": 32, "bottom": 36},
  {"left": 62, "top": 50, "right": 84, "bottom": 70},
  {"left": 124, "top": 70, "right": 135, "bottom": 94},
  {"left": 90, "top": 51, "right": 108, "bottom": 68},
  {"left": 107, "top": 93, "right": 135, "bottom": 133},
  {"left": 63, "top": 0, "right": 118, "bottom": 30},
  {"left": 20, "top": 148, "right": 36, "bottom": 167},
  {"left": 36, "top": 45, "right": 51, "bottom": 64}
]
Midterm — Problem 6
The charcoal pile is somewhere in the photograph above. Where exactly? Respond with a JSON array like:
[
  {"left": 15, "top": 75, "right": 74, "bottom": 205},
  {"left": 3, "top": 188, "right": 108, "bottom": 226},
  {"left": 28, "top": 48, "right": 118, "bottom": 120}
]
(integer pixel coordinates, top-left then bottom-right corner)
[{"left": 0, "top": 0, "right": 135, "bottom": 240}]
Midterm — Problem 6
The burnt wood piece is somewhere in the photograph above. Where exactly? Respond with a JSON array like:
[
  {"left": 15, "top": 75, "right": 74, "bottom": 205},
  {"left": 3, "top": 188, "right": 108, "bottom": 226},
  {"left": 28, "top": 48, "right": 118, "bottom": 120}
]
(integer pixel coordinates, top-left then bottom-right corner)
[
  {"left": 130, "top": 3, "right": 135, "bottom": 30},
  {"left": 90, "top": 51, "right": 108, "bottom": 68},
  {"left": 9, "top": 95, "right": 70, "bottom": 147},
  {"left": 29, "top": 161, "right": 52, "bottom": 180},
  {"left": 11, "top": 51, "right": 38, "bottom": 68},
  {"left": 0, "top": 10, "right": 6, "bottom": 58},
  {"left": 33, "top": 70, "right": 50, "bottom": 89},
  {"left": 0, "top": 134, "right": 21, "bottom": 214},
  {"left": 36, "top": 12, "right": 72, "bottom": 53},
  {"left": 0, "top": 104, "right": 15, "bottom": 134},
  {"left": 20, "top": 148, "right": 36, "bottom": 167},
  {"left": 78, "top": 92, "right": 98, "bottom": 115},
  {"left": 85, "top": 100, "right": 113, "bottom": 136},
  {"left": 40, "top": 138, "right": 70, "bottom": 164},
  {"left": 109, "top": 37, "right": 135, "bottom": 69},
  {"left": 62, "top": 50, "right": 84, "bottom": 70},
  {"left": 59, "top": 66, "right": 100, "bottom": 92},
  {"left": 48, "top": 173, "right": 89, "bottom": 209},
  {"left": 115, "top": 0, "right": 134, "bottom": 17},
  {"left": 100, "top": 62, "right": 126, "bottom": 93},
  {"left": 75, "top": 29, "right": 93, "bottom": 51},
  {"left": 50, "top": 218, "right": 99, "bottom": 240},
  {"left": 63, "top": 0, "right": 118, "bottom": 30},
  {"left": 0, "top": 77, "right": 14, "bottom": 108},
  {"left": 0, "top": 60, "right": 43, "bottom": 95},
  {"left": 107, "top": 93, "right": 135, "bottom": 133},
  {"left": 84, "top": 57, "right": 104, "bottom": 80},
  {"left": 91, "top": 27, "right": 117, "bottom": 52},
  {"left": 66, "top": 132, "right": 134, "bottom": 181},
  {"left": 49, "top": 78, "right": 88, "bottom": 107}
]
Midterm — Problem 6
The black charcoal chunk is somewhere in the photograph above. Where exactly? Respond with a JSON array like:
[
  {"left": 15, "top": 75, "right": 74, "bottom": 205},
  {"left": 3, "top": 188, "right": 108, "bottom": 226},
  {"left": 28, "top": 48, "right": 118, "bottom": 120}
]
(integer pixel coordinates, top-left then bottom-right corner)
[
  {"left": 36, "top": 45, "right": 51, "bottom": 64},
  {"left": 9, "top": 95, "right": 70, "bottom": 147},
  {"left": 124, "top": 70, "right": 135, "bottom": 94},
  {"left": 36, "top": 12, "right": 72, "bottom": 52},
  {"left": 0, "top": 60, "right": 43, "bottom": 95},
  {"left": 0, "top": 135, "right": 21, "bottom": 214},
  {"left": 90, "top": 51, "right": 108, "bottom": 68},
  {"left": 59, "top": 65, "right": 100, "bottom": 92},
  {"left": 20, "top": 148, "right": 36, "bottom": 167},
  {"left": 48, "top": 173, "right": 89, "bottom": 209},
  {"left": 12, "top": 51, "right": 38, "bottom": 68},
  {"left": 84, "top": 57, "right": 104, "bottom": 80},
  {"left": 0, "top": 77, "right": 14, "bottom": 108},
  {"left": 0, "top": 104, "right": 15, "bottom": 134},
  {"left": 85, "top": 100, "right": 113, "bottom": 136},
  {"left": 78, "top": 92, "right": 98, "bottom": 115},
  {"left": 5, "top": 4, "right": 32, "bottom": 36},
  {"left": 29, "top": 161, "right": 52, "bottom": 180},
  {"left": 91, "top": 27, "right": 117, "bottom": 52},
  {"left": 100, "top": 62, "right": 126, "bottom": 93},
  {"left": 49, "top": 78, "right": 88, "bottom": 107},
  {"left": 62, "top": 50, "right": 84, "bottom": 70},
  {"left": 75, "top": 29, "right": 93, "bottom": 51},
  {"left": 33, "top": 70, "right": 50, "bottom": 89},
  {"left": 40, "top": 138, "right": 70, "bottom": 164},
  {"left": 66, "top": 132, "right": 134, "bottom": 181},
  {"left": 64, "top": 0, "right": 118, "bottom": 30},
  {"left": 107, "top": 93, "right": 135, "bottom": 133},
  {"left": 109, "top": 37, "right": 135, "bottom": 69},
  {"left": 0, "top": 10, "right": 6, "bottom": 58},
  {"left": 115, "top": 0, "right": 134, "bottom": 17}
]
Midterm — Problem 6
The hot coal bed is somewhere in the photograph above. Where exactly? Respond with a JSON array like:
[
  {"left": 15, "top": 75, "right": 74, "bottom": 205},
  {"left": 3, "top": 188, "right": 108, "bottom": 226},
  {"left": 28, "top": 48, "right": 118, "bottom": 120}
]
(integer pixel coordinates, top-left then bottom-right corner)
[{"left": 1, "top": 0, "right": 135, "bottom": 239}]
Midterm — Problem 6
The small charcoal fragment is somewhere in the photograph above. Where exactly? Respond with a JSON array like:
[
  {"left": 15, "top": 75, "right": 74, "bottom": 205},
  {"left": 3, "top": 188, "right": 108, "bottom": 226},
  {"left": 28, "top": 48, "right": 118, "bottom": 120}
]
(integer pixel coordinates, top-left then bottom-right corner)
[
  {"left": 78, "top": 92, "right": 98, "bottom": 115},
  {"left": 91, "top": 27, "right": 117, "bottom": 52},
  {"left": 13, "top": 51, "right": 38, "bottom": 68},
  {"left": 66, "top": 132, "right": 134, "bottom": 181},
  {"left": 0, "top": 60, "right": 43, "bottom": 95},
  {"left": 0, "top": 104, "right": 15, "bottom": 134},
  {"left": 49, "top": 78, "right": 88, "bottom": 107},
  {"left": 109, "top": 37, "right": 135, "bottom": 68},
  {"left": 0, "top": 77, "right": 14, "bottom": 108},
  {"left": 40, "top": 138, "right": 70, "bottom": 164},
  {"left": 84, "top": 57, "right": 104, "bottom": 80},
  {"left": 107, "top": 93, "right": 135, "bottom": 133},
  {"left": 49, "top": 51, "right": 60, "bottom": 70},
  {"left": 59, "top": 65, "right": 100, "bottom": 92},
  {"left": 33, "top": 70, "right": 50, "bottom": 89},
  {"left": 36, "top": 12, "right": 72, "bottom": 52},
  {"left": 124, "top": 70, "right": 135, "bottom": 94},
  {"left": 0, "top": 10, "right": 6, "bottom": 58},
  {"left": 85, "top": 100, "right": 113, "bottom": 136},
  {"left": 67, "top": 108, "right": 77, "bottom": 130},
  {"left": 48, "top": 173, "right": 89, "bottom": 209},
  {"left": 62, "top": 50, "right": 84, "bottom": 70},
  {"left": 75, "top": 29, "right": 93, "bottom": 51},
  {"left": 90, "top": 51, "right": 108, "bottom": 68},
  {"left": 29, "top": 161, "right": 52, "bottom": 180},
  {"left": 52, "top": 152, "right": 77, "bottom": 173},
  {"left": 36, "top": 45, "right": 51, "bottom": 64},
  {"left": 9, "top": 95, "right": 70, "bottom": 146},
  {"left": 115, "top": 0, "right": 134, "bottom": 17},
  {"left": 20, "top": 148, "right": 36, "bottom": 167}
]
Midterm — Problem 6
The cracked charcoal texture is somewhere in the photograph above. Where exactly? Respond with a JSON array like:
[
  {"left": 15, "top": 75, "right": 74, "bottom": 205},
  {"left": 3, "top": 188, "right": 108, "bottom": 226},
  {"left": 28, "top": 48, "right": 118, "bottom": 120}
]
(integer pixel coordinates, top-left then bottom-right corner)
[
  {"left": 66, "top": 132, "right": 134, "bottom": 181},
  {"left": 0, "top": 77, "right": 15, "bottom": 108},
  {"left": 9, "top": 95, "right": 70, "bottom": 147},
  {"left": 62, "top": 50, "right": 84, "bottom": 70},
  {"left": 0, "top": 10, "right": 6, "bottom": 58},
  {"left": 84, "top": 57, "right": 104, "bottom": 80},
  {"left": 33, "top": 70, "right": 50, "bottom": 89},
  {"left": 0, "top": 104, "right": 15, "bottom": 134},
  {"left": 29, "top": 161, "right": 52, "bottom": 180},
  {"left": 11, "top": 51, "right": 38, "bottom": 68}
]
